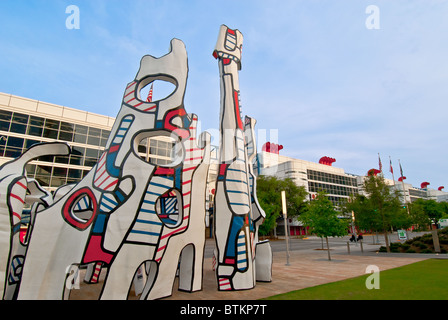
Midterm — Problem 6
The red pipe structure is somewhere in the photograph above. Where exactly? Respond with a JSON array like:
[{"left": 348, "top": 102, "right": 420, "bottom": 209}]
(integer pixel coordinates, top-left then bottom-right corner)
[
  {"left": 319, "top": 156, "right": 336, "bottom": 166},
  {"left": 367, "top": 168, "right": 381, "bottom": 176},
  {"left": 262, "top": 142, "right": 283, "bottom": 154},
  {"left": 421, "top": 182, "right": 430, "bottom": 189}
]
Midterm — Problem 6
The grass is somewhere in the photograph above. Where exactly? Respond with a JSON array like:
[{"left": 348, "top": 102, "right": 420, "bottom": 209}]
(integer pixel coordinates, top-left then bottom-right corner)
[{"left": 264, "top": 259, "right": 448, "bottom": 300}]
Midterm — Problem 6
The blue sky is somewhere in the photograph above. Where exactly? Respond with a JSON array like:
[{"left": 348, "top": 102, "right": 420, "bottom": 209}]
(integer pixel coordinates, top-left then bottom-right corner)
[{"left": 1, "top": 0, "right": 447, "bottom": 190}]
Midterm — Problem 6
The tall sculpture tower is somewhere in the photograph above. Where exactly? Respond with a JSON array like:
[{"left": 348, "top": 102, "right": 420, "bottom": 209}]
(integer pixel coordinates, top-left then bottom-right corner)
[{"left": 213, "top": 25, "right": 258, "bottom": 291}]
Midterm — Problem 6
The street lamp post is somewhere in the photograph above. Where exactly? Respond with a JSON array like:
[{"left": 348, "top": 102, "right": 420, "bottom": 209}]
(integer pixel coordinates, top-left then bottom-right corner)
[{"left": 281, "top": 191, "right": 290, "bottom": 266}]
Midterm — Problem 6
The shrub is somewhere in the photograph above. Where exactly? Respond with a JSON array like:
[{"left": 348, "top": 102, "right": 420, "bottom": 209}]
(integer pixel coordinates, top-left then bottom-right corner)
[
  {"left": 406, "top": 248, "right": 416, "bottom": 253},
  {"left": 401, "top": 243, "right": 410, "bottom": 250},
  {"left": 413, "top": 241, "right": 427, "bottom": 249},
  {"left": 421, "top": 249, "right": 433, "bottom": 254}
]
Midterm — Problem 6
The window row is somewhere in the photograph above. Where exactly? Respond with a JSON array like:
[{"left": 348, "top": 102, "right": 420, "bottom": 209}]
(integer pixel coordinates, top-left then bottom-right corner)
[
  {"left": 0, "top": 136, "right": 102, "bottom": 167},
  {"left": 25, "top": 164, "right": 90, "bottom": 189},
  {"left": 307, "top": 169, "right": 357, "bottom": 187},
  {"left": 308, "top": 181, "right": 358, "bottom": 197},
  {"left": 0, "top": 110, "right": 110, "bottom": 147}
]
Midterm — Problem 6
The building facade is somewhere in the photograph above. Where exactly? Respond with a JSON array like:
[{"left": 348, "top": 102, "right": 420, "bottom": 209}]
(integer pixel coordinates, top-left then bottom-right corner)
[
  {"left": 2, "top": 92, "right": 447, "bottom": 237},
  {"left": 258, "top": 152, "right": 359, "bottom": 206},
  {"left": 0, "top": 92, "right": 183, "bottom": 192},
  {"left": 257, "top": 152, "right": 360, "bottom": 235}
]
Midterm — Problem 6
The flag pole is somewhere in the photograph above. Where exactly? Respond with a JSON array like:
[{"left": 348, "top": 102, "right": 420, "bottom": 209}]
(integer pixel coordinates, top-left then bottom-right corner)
[
  {"left": 281, "top": 190, "right": 290, "bottom": 266},
  {"left": 378, "top": 153, "right": 383, "bottom": 177},
  {"left": 398, "top": 159, "right": 410, "bottom": 214},
  {"left": 389, "top": 156, "right": 395, "bottom": 186}
]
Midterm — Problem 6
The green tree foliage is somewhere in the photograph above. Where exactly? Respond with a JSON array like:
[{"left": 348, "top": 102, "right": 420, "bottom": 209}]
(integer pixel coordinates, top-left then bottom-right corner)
[
  {"left": 256, "top": 175, "right": 308, "bottom": 236},
  {"left": 409, "top": 198, "right": 444, "bottom": 230},
  {"left": 345, "top": 175, "right": 409, "bottom": 252},
  {"left": 300, "top": 191, "right": 348, "bottom": 260}
]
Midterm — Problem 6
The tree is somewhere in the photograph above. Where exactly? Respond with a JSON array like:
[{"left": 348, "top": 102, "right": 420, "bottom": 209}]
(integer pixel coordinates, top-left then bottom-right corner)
[
  {"left": 410, "top": 199, "right": 443, "bottom": 229},
  {"left": 344, "top": 194, "right": 382, "bottom": 238},
  {"left": 256, "top": 176, "right": 307, "bottom": 236},
  {"left": 409, "top": 199, "right": 432, "bottom": 230},
  {"left": 300, "top": 191, "right": 348, "bottom": 260},
  {"left": 351, "top": 175, "right": 408, "bottom": 253}
]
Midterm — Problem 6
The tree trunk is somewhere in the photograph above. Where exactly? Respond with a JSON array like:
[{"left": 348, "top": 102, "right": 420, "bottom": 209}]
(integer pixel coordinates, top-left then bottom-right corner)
[
  {"left": 432, "top": 228, "right": 441, "bottom": 253},
  {"left": 384, "top": 230, "right": 390, "bottom": 253},
  {"left": 326, "top": 237, "right": 331, "bottom": 260}
]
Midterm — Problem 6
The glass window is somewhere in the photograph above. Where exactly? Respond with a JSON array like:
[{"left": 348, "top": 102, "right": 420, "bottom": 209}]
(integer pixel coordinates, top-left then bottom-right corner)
[
  {"left": 27, "top": 125, "right": 43, "bottom": 137},
  {"left": 150, "top": 139, "right": 157, "bottom": 148},
  {"left": 58, "top": 130, "right": 73, "bottom": 142},
  {"left": 70, "top": 155, "right": 83, "bottom": 166},
  {"left": 53, "top": 167, "right": 68, "bottom": 178},
  {"left": 68, "top": 168, "right": 82, "bottom": 179},
  {"left": 73, "top": 133, "right": 87, "bottom": 144},
  {"left": 87, "top": 135, "right": 100, "bottom": 146},
  {"left": 4, "top": 148, "right": 22, "bottom": 158},
  {"left": 7, "top": 136, "right": 24, "bottom": 149},
  {"left": 138, "top": 144, "right": 147, "bottom": 154},
  {"left": 0, "top": 110, "right": 12, "bottom": 121},
  {"left": 38, "top": 155, "right": 54, "bottom": 163},
  {"left": 55, "top": 155, "right": 69, "bottom": 164},
  {"left": 88, "top": 127, "right": 101, "bottom": 137},
  {"left": 25, "top": 139, "right": 40, "bottom": 149},
  {"left": 101, "top": 130, "right": 110, "bottom": 139},
  {"left": 70, "top": 146, "right": 84, "bottom": 165},
  {"left": 25, "top": 164, "right": 36, "bottom": 176},
  {"left": 85, "top": 148, "right": 99, "bottom": 159},
  {"left": 36, "top": 165, "right": 52, "bottom": 175},
  {"left": 100, "top": 137, "right": 108, "bottom": 147},
  {"left": 12, "top": 113, "right": 29, "bottom": 125},
  {"left": 10, "top": 122, "right": 26, "bottom": 134},
  {"left": 75, "top": 124, "right": 88, "bottom": 135},
  {"left": 72, "top": 146, "right": 85, "bottom": 156},
  {"left": 84, "top": 158, "right": 97, "bottom": 167},
  {"left": 44, "top": 119, "right": 60, "bottom": 130},
  {"left": 29, "top": 116, "right": 45, "bottom": 127},
  {"left": 43, "top": 128, "right": 58, "bottom": 139},
  {"left": 60, "top": 121, "right": 74, "bottom": 133},
  {"left": 0, "top": 120, "right": 10, "bottom": 131}
]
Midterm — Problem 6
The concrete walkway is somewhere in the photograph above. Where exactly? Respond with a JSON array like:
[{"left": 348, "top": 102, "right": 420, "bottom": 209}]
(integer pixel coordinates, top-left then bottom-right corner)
[
  {"left": 69, "top": 242, "right": 443, "bottom": 300},
  {"left": 164, "top": 245, "right": 431, "bottom": 300}
]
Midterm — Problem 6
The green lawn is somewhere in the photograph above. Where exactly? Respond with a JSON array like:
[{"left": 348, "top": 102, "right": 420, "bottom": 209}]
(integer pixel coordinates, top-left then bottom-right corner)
[{"left": 264, "top": 259, "right": 448, "bottom": 300}]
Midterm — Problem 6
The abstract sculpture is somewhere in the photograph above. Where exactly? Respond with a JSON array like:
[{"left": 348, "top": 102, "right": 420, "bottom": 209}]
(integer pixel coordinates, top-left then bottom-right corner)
[
  {"left": 0, "top": 142, "right": 71, "bottom": 299},
  {"left": 13, "top": 39, "right": 210, "bottom": 300},
  {"left": 0, "top": 25, "right": 271, "bottom": 300},
  {"left": 212, "top": 25, "right": 271, "bottom": 291}
]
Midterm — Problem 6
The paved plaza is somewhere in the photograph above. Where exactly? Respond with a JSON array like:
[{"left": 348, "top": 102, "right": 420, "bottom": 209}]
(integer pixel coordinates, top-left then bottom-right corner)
[
  {"left": 69, "top": 235, "right": 445, "bottom": 300},
  {"left": 165, "top": 239, "right": 432, "bottom": 300}
]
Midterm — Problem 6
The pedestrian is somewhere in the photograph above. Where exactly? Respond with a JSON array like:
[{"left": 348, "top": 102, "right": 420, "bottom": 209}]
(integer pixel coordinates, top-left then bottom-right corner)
[
  {"left": 350, "top": 234, "right": 356, "bottom": 242},
  {"left": 357, "top": 233, "right": 363, "bottom": 242}
]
